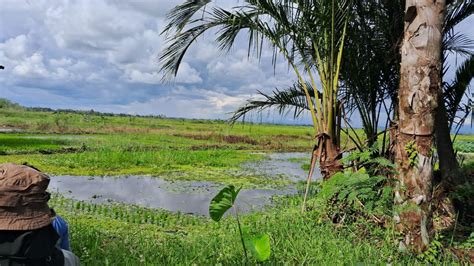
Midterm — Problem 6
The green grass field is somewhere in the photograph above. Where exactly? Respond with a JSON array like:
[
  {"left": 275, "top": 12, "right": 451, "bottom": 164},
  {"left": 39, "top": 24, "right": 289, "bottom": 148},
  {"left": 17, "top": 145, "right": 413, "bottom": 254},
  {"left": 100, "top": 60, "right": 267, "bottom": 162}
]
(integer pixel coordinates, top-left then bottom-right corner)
[{"left": 1, "top": 106, "right": 473, "bottom": 264}]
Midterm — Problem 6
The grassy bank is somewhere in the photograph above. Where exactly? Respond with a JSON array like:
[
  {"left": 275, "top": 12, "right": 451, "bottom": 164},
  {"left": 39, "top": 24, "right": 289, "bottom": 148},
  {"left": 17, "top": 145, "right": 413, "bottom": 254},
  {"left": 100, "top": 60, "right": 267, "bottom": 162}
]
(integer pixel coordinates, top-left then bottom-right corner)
[{"left": 50, "top": 195, "right": 464, "bottom": 265}]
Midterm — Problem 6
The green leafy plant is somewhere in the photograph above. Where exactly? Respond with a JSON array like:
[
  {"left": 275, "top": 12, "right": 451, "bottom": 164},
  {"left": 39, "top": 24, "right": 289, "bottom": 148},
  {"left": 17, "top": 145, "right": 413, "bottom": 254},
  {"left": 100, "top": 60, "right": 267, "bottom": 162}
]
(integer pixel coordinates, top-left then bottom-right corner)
[
  {"left": 342, "top": 142, "right": 396, "bottom": 176},
  {"left": 315, "top": 171, "right": 393, "bottom": 223},
  {"left": 404, "top": 140, "right": 419, "bottom": 167},
  {"left": 312, "top": 148, "right": 396, "bottom": 224},
  {"left": 455, "top": 232, "right": 474, "bottom": 250},
  {"left": 209, "top": 185, "right": 271, "bottom": 262},
  {"left": 417, "top": 234, "right": 444, "bottom": 263}
]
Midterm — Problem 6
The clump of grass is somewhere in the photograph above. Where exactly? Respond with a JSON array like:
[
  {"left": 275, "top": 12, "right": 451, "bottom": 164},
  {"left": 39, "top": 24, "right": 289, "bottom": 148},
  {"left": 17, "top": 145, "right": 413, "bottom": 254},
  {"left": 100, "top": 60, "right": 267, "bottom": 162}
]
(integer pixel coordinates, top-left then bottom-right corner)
[{"left": 0, "top": 134, "right": 78, "bottom": 154}]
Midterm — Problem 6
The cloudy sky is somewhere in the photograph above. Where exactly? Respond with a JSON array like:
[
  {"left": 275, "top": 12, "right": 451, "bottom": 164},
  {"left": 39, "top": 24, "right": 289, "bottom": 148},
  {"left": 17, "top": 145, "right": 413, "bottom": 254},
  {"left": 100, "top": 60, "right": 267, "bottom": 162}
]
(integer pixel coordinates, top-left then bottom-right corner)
[{"left": 0, "top": 0, "right": 472, "bottom": 126}]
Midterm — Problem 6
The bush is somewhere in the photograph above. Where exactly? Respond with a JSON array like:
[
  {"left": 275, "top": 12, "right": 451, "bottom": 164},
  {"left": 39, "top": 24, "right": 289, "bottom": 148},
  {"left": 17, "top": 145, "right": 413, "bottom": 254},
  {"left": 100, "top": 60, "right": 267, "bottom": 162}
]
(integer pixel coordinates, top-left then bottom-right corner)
[
  {"left": 313, "top": 171, "right": 393, "bottom": 224},
  {"left": 311, "top": 144, "right": 395, "bottom": 224}
]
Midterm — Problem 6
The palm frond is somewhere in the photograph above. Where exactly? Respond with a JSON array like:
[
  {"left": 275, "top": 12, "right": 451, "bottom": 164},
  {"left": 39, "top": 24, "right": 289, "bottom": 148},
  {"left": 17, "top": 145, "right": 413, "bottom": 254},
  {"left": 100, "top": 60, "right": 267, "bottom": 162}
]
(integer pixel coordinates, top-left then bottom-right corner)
[
  {"left": 443, "top": 32, "right": 474, "bottom": 57},
  {"left": 161, "top": 0, "right": 211, "bottom": 35},
  {"left": 444, "top": 55, "right": 473, "bottom": 129},
  {"left": 444, "top": 0, "right": 473, "bottom": 33},
  {"left": 160, "top": 24, "right": 213, "bottom": 80},
  {"left": 230, "top": 81, "right": 321, "bottom": 124}
]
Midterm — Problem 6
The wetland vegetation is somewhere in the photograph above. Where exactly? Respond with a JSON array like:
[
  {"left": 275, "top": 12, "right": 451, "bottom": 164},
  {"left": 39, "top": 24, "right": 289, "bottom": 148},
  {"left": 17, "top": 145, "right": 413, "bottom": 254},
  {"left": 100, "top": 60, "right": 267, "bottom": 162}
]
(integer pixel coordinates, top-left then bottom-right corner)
[{"left": 1, "top": 102, "right": 473, "bottom": 264}]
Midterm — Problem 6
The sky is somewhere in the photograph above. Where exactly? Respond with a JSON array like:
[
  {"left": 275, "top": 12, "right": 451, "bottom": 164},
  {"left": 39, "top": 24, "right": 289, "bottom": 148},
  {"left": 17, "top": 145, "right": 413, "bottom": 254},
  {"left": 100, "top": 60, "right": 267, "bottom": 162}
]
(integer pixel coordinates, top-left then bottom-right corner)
[{"left": 0, "top": 0, "right": 472, "bottom": 128}]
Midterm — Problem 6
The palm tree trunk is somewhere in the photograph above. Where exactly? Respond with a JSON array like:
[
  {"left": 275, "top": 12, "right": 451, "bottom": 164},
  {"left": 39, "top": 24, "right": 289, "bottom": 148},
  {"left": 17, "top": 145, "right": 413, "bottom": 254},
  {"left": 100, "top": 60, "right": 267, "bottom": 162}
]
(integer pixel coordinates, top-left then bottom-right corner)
[
  {"left": 435, "top": 94, "right": 460, "bottom": 183},
  {"left": 316, "top": 134, "right": 342, "bottom": 180},
  {"left": 395, "top": 0, "right": 446, "bottom": 253}
]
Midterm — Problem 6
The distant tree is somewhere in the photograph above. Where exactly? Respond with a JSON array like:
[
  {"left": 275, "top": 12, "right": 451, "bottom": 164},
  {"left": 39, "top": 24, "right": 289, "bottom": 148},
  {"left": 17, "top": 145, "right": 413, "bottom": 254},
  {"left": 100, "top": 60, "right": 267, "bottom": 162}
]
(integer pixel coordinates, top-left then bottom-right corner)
[{"left": 0, "top": 98, "right": 23, "bottom": 110}]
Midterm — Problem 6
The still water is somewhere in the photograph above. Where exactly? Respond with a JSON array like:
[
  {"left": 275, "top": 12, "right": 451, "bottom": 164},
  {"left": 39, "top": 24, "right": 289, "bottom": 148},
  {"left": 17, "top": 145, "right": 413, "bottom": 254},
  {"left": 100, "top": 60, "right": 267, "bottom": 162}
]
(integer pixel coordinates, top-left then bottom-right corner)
[{"left": 49, "top": 152, "right": 320, "bottom": 216}]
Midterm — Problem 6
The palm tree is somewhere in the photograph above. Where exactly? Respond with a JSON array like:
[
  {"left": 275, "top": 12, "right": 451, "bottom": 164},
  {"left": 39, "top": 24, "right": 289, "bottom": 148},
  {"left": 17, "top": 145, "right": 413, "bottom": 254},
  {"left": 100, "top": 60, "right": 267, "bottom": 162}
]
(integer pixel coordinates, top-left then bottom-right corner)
[
  {"left": 160, "top": 0, "right": 350, "bottom": 181},
  {"left": 394, "top": 0, "right": 446, "bottom": 253},
  {"left": 229, "top": 0, "right": 405, "bottom": 156}
]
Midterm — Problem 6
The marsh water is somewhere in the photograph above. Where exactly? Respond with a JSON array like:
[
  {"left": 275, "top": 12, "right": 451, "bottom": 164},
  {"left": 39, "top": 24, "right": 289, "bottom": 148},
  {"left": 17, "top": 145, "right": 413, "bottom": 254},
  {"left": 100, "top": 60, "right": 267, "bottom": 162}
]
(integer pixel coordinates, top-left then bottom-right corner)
[
  {"left": 243, "top": 152, "right": 321, "bottom": 182},
  {"left": 49, "top": 152, "right": 320, "bottom": 216}
]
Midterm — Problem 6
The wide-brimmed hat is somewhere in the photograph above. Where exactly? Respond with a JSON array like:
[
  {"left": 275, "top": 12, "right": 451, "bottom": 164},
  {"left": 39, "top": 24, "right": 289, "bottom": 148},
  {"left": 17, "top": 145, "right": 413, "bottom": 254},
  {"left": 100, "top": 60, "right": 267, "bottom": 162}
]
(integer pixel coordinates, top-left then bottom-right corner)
[{"left": 0, "top": 163, "right": 54, "bottom": 230}]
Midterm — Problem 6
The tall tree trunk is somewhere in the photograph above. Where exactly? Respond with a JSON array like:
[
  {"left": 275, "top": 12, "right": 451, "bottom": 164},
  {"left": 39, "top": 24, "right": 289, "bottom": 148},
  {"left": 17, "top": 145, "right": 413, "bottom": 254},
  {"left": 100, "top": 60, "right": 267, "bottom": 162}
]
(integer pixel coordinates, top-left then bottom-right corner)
[
  {"left": 435, "top": 93, "right": 460, "bottom": 183},
  {"left": 395, "top": 0, "right": 446, "bottom": 253}
]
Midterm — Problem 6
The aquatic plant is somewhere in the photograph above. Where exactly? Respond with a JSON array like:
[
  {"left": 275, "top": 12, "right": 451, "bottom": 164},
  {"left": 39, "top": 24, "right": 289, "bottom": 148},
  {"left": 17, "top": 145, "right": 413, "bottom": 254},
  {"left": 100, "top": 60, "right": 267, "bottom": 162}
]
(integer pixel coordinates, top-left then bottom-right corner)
[{"left": 209, "top": 185, "right": 271, "bottom": 262}]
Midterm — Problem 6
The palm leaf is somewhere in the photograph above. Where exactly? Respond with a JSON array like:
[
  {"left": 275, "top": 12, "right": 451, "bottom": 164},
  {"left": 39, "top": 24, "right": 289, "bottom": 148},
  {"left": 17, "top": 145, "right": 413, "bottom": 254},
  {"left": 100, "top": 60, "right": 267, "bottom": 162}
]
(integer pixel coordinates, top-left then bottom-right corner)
[
  {"left": 161, "top": 0, "right": 211, "bottom": 35},
  {"left": 443, "top": 0, "right": 474, "bottom": 57},
  {"left": 444, "top": 55, "right": 474, "bottom": 129},
  {"left": 443, "top": 32, "right": 474, "bottom": 57},
  {"left": 444, "top": 0, "right": 473, "bottom": 33},
  {"left": 230, "top": 81, "right": 321, "bottom": 124}
]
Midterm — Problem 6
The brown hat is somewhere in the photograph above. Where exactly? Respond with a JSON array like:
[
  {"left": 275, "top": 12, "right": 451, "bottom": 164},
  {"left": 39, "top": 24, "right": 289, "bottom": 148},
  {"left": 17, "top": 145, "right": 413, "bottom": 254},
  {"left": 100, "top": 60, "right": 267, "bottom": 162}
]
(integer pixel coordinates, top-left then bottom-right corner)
[{"left": 0, "top": 163, "right": 54, "bottom": 230}]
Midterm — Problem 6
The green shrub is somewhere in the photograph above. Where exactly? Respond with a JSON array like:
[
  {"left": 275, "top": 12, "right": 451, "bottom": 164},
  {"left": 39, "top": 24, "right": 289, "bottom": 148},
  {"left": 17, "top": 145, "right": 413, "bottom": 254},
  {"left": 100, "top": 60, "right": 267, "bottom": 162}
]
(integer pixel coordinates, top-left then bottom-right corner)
[
  {"left": 313, "top": 171, "right": 393, "bottom": 223},
  {"left": 312, "top": 145, "right": 395, "bottom": 224},
  {"left": 342, "top": 142, "right": 396, "bottom": 176}
]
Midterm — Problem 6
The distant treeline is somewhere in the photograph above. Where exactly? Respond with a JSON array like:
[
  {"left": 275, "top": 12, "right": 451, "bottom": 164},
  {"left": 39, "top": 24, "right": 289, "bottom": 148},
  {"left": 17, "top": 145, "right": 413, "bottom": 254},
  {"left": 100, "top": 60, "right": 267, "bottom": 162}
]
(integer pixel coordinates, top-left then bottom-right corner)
[
  {"left": 27, "top": 106, "right": 168, "bottom": 119},
  {"left": 0, "top": 98, "right": 167, "bottom": 119},
  {"left": 0, "top": 98, "right": 313, "bottom": 126}
]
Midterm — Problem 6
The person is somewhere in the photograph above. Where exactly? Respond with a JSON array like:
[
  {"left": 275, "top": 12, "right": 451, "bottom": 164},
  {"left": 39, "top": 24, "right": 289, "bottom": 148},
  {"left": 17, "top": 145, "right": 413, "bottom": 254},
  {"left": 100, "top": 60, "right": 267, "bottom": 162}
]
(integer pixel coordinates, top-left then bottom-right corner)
[{"left": 0, "top": 163, "right": 80, "bottom": 265}]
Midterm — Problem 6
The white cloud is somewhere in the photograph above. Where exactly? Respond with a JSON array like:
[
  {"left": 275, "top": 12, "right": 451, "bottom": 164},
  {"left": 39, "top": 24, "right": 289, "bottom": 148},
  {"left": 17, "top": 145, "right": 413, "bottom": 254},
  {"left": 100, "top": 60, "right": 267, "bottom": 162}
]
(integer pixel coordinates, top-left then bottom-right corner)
[
  {"left": 175, "top": 62, "right": 203, "bottom": 84},
  {"left": 0, "top": 0, "right": 471, "bottom": 124},
  {"left": 95, "top": 88, "right": 250, "bottom": 119},
  {"left": 1, "top": 35, "right": 28, "bottom": 59},
  {"left": 12, "top": 53, "right": 48, "bottom": 78},
  {"left": 127, "top": 69, "right": 161, "bottom": 84},
  {"left": 45, "top": 1, "right": 148, "bottom": 52}
]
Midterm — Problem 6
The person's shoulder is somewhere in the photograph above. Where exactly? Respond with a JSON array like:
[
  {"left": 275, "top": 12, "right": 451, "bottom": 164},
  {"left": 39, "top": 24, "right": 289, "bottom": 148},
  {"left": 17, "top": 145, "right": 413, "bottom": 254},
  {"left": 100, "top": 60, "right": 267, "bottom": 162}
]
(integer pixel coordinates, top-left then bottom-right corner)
[{"left": 52, "top": 215, "right": 69, "bottom": 233}]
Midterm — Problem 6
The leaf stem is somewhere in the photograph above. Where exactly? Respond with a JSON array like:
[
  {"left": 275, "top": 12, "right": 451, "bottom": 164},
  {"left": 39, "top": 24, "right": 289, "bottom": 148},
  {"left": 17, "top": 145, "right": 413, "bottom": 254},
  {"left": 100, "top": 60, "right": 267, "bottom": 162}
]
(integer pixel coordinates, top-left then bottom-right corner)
[
  {"left": 233, "top": 205, "right": 248, "bottom": 261},
  {"left": 302, "top": 148, "right": 317, "bottom": 213}
]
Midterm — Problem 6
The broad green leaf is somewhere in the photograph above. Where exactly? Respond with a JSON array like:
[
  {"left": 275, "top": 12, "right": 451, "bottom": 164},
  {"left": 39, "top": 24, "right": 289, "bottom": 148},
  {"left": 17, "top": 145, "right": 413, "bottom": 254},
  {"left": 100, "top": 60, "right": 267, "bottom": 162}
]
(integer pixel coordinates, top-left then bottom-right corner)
[
  {"left": 209, "top": 185, "right": 241, "bottom": 222},
  {"left": 244, "top": 233, "right": 271, "bottom": 262}
]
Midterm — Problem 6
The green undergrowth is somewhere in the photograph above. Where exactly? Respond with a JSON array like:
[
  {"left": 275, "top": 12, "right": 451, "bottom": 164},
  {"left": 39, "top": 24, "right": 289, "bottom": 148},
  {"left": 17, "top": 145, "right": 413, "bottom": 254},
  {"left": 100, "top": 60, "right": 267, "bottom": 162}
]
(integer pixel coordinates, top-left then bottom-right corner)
[
  {"left": 454, "top": 141, "right": 474, "bottom": 153},
  {"left": 49, "top": 195, "right": 462, "bottom": 265}
]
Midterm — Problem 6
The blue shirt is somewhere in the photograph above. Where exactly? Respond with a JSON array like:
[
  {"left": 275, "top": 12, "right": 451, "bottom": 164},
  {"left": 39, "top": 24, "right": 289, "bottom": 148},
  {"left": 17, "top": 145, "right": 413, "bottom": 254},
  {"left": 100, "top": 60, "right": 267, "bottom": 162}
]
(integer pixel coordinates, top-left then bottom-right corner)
[{"left": 52, "top": 215, "right": 71, "bottom": 251}]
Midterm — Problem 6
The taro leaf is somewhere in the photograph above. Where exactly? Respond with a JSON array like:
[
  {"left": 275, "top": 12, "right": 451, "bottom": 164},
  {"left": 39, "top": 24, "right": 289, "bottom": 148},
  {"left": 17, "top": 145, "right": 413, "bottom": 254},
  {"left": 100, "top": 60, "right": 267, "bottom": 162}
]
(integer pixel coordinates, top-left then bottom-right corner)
[
  {"left": 244, "top": 233, "right": 271, "bottom": 262},
  {"left": 209, "top": 185, "right": 241, "bottom": 222}
]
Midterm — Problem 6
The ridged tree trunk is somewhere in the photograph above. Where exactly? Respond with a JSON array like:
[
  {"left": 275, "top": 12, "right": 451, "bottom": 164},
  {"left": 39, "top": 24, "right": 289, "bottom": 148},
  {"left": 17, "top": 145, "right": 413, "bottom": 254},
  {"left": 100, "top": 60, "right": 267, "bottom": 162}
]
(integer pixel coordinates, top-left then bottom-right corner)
[{"left": 395, "top": 0, "right": 446, "bottom": 253}]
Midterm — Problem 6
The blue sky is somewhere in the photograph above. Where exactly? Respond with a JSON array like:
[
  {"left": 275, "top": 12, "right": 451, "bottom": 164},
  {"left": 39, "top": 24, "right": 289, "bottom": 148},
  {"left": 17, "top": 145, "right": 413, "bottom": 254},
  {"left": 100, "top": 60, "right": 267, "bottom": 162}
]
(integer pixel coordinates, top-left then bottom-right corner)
[{"left": 0, "top": 0, "right": 472, "bottom": 129}]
